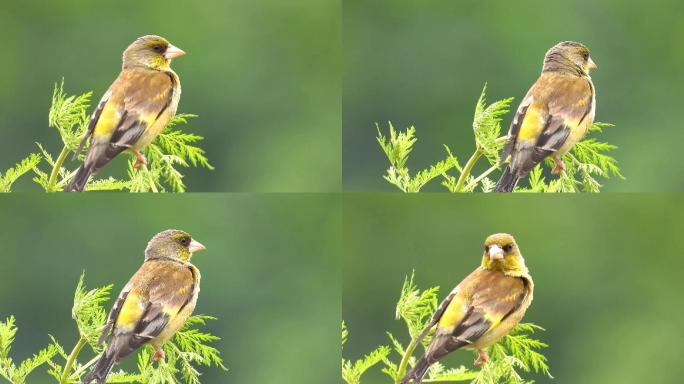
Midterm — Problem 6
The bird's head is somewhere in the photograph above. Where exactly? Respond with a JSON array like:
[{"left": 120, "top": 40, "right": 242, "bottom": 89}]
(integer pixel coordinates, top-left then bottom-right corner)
[
  {"left": 481, "top": 233, "right": 527, "bottom": 275},
  {"left": 144, "top": 229, "right": 205, "bottom": 262},
  {"left": 542, "top": 41, "right": 597, "bottom": 76},
  {"left": 122, "top": 35, "right": 185, "bottom": 71}
]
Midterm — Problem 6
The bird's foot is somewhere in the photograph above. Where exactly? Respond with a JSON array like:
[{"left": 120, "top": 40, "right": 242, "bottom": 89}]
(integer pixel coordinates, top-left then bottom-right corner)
[
  {"left": 474, "top": 350, "right": 490, "bottom": 367},
  {"left": 151, "top": 346, "right": 166, "bottom": 364},
  {"left": 551, "top": 158, "right": 566, "bottom": 176},
  {"left": 133, "top": 150, "right": 148, "bottom": 169}
]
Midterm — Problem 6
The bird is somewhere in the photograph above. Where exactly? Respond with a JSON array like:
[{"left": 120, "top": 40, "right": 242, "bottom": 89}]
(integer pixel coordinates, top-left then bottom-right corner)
[
  {"left": 400, "top": 233, "right": 534, "bottom": 384},
  {"left": 64, "top": 35, "right": 185, "bottom": 192},
  {"left": 82, "top": 229, "right": 206, "bottom": 384},
  {"left": 494, "top": 41, "right": 597, "bottom": 192}
]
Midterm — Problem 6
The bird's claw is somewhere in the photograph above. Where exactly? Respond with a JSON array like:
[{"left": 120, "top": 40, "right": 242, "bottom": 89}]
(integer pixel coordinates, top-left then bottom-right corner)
[
  {"left": 133, "top": 151, "right": 148, "bottom": 169},
  {"left": 151, "top": 346, "right": 166, "bottom": 364},
  {"left": 474, "top": 350, "right": 490, "bottom": 367},
  {"left": 551, "top": 158, "right": 566, "bottom": 176}
]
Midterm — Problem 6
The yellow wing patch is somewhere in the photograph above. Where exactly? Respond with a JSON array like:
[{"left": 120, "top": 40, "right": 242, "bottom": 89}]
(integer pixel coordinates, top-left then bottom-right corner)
[
  {"left": 517, "top": 104, "right": 546, "bottom": 142},
  {"left": 116, "top": 292, "right": 146, "bottom": 329},
  {"left": 93, "top": 102, "right": 122, "bottom": 138},
  {"left": 438, "top": 295, "right": 466, "bottom": 330}
]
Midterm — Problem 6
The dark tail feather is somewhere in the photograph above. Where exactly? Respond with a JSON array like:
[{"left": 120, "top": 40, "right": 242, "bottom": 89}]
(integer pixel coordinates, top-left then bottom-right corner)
[
  {"left": 400, "top": 357, "right": 431, "bottom": 384},
  {"left": 64, "top": 164, "right": 92, "bottom": 192},
  {"left": 493, "top": 166, "right": 520, "bottom": 193},
  {"left": 82, "top": 350, "right": 117, "bottom": 384}
]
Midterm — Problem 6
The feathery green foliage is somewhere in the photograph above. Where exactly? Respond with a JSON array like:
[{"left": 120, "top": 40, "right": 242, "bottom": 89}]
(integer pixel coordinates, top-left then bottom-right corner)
[
  {"left": 342, "top": 322, "right": 392, "bottom": 384},
  {"left": 127, "top": 114, "right": 214, "bottom": 193},
  {"left": 0, "top": 316, "right": 59, "bottom": 384},
  {"left": 378, "top": 84, "right": 622, "bottom": 193},
  {"left": 2, "top": 273, "right": 226, "bottom": 383},
  {"left": 342, "top": 271, "right": 551, "bottom": 384},
  {"left": 0, "top": 78, "right": 212, "bottom": 192},
  {"left": 377, "top": 124, "right": 460, "bottom": 192},
  {"left": 0, "top": 153, "right": 41, "bottom": 192}
]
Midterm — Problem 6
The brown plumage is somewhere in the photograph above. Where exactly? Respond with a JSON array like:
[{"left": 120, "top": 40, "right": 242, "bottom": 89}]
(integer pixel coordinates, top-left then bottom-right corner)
[
  {"left": 494, "top": 41, "right": 597, "bottom": 192},
  {"left": 401, "top": 234, "right": 533, "bottom": 384},
  {"left": 83, "top": 230, "right": 205, "bottom": 384},
  {"left": 65, "top": 35, "right": 185, "bottom": 192}
]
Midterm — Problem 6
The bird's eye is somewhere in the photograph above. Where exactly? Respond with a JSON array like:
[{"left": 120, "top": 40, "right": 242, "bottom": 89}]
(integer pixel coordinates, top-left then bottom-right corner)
[
  {"left": 152, "top": 44, "right": 164, "bottom": 53},
  {"left": 484, "top": 245, "right": 489, "bottom": 252},
  {"left": 503, "top": 244, "right": 513, "bottom": 252},
  {"left": 180, "top": 237, "right": 190, "bottom": 246},
  {"left": 582, "top": 52, "right": 589, "bottom": 60}
]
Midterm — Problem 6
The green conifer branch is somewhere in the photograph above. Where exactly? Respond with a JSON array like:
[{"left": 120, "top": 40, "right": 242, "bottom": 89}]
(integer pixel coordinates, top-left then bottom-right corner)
[
  {"left": 0, "top": 79, "right": 212, "bottom": 192},
  {"left": 342, "top": 271, "right": 552, "bottom": 384},
  {"left": 377, "top": 84, "right": 622, "bottom": 193},
  {"left": 1, "top": 273, "right": 227, "bottom": 383}
]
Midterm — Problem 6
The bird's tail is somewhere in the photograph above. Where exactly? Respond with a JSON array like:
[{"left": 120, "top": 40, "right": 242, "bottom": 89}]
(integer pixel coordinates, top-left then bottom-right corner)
[
  {"left": 400, "top": 357, "right": 431, "bottom": 384},
  {"left": 64, "top": 164, "right": 92, "bottom": 192},
  {"left": 493, "top": 166, "right": 520, "bottom": 193},
  {"left": 82, "top": 349, "right": 116, "bottom": 384}
]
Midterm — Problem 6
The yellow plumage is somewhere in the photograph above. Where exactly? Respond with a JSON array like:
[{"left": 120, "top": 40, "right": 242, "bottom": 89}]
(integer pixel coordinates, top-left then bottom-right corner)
[
  {"left": 83, "top": 230, "right": 205, "bottom": 384},
  {"left": 64, "top": 35, "right": 185, "bottom": 192},
  {"left": 401, "top": 234, "right": 534, "bottom": 384},
  {"left": 494, "top": 41, "right": 597, "bottom": 192}
]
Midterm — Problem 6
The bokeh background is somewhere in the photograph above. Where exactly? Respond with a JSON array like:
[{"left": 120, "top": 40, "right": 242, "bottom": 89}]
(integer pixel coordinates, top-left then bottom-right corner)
[
  {"left": 0, "top": 194, "right": 340, "bottom": 383},
  {"left": 0, "top": 0, "right": 340, "bottom": 192},
  {"left": 343, "top": 0, "right": 684, "bottom": 192},
  {"left": 343, "top": 194, "right": 684, "bottom": 383}
]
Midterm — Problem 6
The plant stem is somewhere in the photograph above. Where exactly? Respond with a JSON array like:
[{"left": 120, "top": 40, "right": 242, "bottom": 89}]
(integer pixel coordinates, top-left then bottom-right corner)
[
  {"left": 454, "top": 137, "right": 508, "bottom": 193},
  {"left": 47, "top": 145, "right": 70, "bottom": 192},
  {"left": 396, "top": 326, "right": 433, "bottom": 384},
  {"left": 464, "top": 163, "right": 499, "bottom": 191},
  {"left": 453, "top": 148, "right": 482, "bottom": 192},
  {"left": 71, "top": 353, "right": 101, "bottom": 379},
  {"left": 60, "top": 336, "right": 87, "bottom": 384}
]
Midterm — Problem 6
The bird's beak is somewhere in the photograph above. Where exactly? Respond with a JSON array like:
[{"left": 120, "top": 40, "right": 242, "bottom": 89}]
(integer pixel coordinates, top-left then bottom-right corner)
[
  {"left": 165, "top": 44, "right": 186, "bottom": 60},
  {"left": 188, "top": 239, "right": 206, "bottom": 253},
  {"left": 587, "top": 56, "right": 597, "bottom": 70},
  {"left": 488, "top": 244, "right": 504, "bottom": 261}
]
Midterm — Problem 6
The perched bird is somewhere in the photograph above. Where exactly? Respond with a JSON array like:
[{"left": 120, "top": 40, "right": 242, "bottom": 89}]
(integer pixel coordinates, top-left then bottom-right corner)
[
  {"left": 64, "top": 35, "right": 185, "bottom": 192},
  {"left": 401, "top": 234, "right": 534, "bottom": 384},
  {"left": 83, "top": 230, "right": 205, "bottom": 384},
  {"left": 494, "top": 41, "right": 597, "bottom": 192}
]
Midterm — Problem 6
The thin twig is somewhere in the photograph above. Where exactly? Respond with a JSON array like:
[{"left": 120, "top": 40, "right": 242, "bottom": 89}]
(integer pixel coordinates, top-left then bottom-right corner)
[
  {"left": 47, "top": 145, "right": 70, "bottom": 192},
  {"left": 453, "top": 148, "right": 482, "bottom": 192},
  {"left": 59, "top": 336, "right": 87, "bottom": 384},
  {"left": 464, "top": 163, "right": 499, "bottom": 192}
]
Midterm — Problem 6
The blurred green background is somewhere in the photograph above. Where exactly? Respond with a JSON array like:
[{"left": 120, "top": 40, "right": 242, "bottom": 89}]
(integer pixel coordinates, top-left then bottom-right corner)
[
  {"left": 0, "top": 0, "right": 340, "bottom": 192},
  {"left": 343, "top": 194, "right": 684, "bottom": 383},
  {"left": 343, "top": 0, "right": 684, "bottom": 192},
  {"left": 0, "top": 194, "right": 340, "bottom": 383}
]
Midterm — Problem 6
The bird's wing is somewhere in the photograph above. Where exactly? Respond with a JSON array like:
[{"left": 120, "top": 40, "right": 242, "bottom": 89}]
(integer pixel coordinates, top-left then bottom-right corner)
[
  {"left": 103, "top": 260, "right": 195, "bottom": 359},
  {"left": 500, "top": 91, "right": 533, "bottom": 163},
  {"left": 79, "top": 69, "right": 175, "bottom": 171},
  {"left": 453, "top": 270, "right": 528, "bottom": 341},
  {"left": 423, "top": 269, "right": 528, "bottom": 361},
  {"left": 74, "top": 89, "right": 112, "bottom": 158},
  {"left": 410, "top": 284, "right": 464, "bottom": 347},
  {"left": 503, "top": 74, "right": 593, "bottom": 174},
  {"left": 98, "top": 281, "right": 132, "bottom": 346}
]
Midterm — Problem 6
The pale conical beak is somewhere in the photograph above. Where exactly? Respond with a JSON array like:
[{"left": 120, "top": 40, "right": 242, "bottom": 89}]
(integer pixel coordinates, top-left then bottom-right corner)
[
  {"left": 488, "top": 244, "right": 504, "bottom": 261},
  {"left": 165, "top": 44, "right": 186, "bottom": 59},
  {"left": 587, "top": 56, "right": 597, "bottom": 70},
  {"left": 188, "top": 239, "right": 206, "bottom": 253}
]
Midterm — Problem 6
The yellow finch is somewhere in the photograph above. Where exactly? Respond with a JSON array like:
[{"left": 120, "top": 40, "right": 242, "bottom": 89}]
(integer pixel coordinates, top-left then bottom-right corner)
[
  {"left": 494, "top": 41, "right": 597, "bottom": 192},
  {"left": 83, "top": 230, "right": 205, "bottom": 384},
  {"left": 64, "top": 35, "right": 185, "bottom": 192},
  {"left": 401, "top": 233, "right": 533, "bottom": 384}
]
